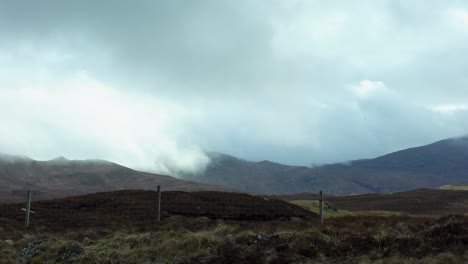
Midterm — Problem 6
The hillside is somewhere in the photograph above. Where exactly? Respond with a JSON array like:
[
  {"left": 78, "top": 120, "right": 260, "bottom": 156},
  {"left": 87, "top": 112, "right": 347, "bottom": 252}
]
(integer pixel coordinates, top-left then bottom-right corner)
[
  {"left": 0, "top": 190, "right": 315, "bottom": 230},
  {"left": 0, "top": 154, "right": 228, "bottom": 203},
  {"left": 327, "top": 188, "right": 468, "bottom": 216},
  {"left": 187, "top": 137, "right": 468, "bottom": 195},
  {"left": 275, "top": 188, "right": 468, "bottom": 216},
  {"left": 3, "top": 136, "right": 468, "bottom": 200}
]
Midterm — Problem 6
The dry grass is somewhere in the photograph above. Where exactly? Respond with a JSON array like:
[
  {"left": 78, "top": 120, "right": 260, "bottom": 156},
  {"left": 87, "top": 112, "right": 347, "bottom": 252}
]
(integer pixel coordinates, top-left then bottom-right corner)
[
  {"left": 439, "top": 185, "right": 468, "bottom": 191},
  {"left": 289, "top": 200, "right": 356, "bottom": 217},
  {"left": 290, "top": 199, "right": 410, "bottom": 218},
  {"left": 1, "top": 215, "right": 468, "bottom": 263}
]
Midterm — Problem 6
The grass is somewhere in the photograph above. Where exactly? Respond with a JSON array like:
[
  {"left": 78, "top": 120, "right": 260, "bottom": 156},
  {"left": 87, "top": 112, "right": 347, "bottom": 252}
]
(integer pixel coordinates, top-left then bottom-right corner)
[
  {"left": 354, "top": 210, "right": 410, "bottom": 217},
  {"left": 1, "top": 215, "right": 468, "bottom": 263},
  {"left": 289, "top": 200, "right": 355, "bottom": 217},
  {"left": 290, "top": 200, "right": 409, "bottom": 217},
  {"left": 439, "top": 185, "right": 468, "bottom": 191}
]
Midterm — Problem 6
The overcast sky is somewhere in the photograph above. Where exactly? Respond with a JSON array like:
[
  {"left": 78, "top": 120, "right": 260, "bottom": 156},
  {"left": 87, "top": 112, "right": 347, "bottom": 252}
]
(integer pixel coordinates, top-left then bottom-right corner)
[{"left": 1, "top": 0, "right": 468, "bottom": 175}]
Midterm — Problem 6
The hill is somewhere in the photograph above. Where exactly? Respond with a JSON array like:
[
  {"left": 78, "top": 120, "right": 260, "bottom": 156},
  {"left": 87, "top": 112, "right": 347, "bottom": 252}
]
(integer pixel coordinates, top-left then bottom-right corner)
[
  {"left": 187, "top": 137, "right": 468, "bottom": 195},
  {"left": 327, "top": 188, "right": 468, "bottom": 216},
  {"left": 275, "top": 188, "right": 468, "bottom": 216},
  {"left": 0, "top": 154, "right": 228, "bottom": 203},
  {"left": 0, "top": 190, "right": 316, "bottom": 230}
]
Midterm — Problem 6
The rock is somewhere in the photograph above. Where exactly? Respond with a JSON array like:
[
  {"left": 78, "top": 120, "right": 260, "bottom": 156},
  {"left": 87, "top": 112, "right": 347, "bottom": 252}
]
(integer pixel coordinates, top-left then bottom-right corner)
[
  {"left": 20, "top": 239, "right": 45, "bottom": 261},
  {"left": 4, "top": 240, "right": 14, "bottom": 246},
  {"left": 22, "top": 234, "right": 33, "bottom": 240}
]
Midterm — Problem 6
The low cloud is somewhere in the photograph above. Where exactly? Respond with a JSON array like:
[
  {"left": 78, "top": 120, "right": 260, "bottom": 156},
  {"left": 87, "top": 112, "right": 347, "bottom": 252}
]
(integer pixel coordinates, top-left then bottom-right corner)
[
  {"left": 0, "top": 71, "right": 210, "bottom": 175},
  {"left": 0, "top": 1, "right": 468, "bottom": 173}
]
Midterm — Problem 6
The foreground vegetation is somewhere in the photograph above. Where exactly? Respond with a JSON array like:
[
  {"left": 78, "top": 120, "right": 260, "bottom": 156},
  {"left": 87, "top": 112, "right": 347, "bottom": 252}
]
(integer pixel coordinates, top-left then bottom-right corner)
[{"left": 1, "top": 215, "right": 468, "bottom": 263}]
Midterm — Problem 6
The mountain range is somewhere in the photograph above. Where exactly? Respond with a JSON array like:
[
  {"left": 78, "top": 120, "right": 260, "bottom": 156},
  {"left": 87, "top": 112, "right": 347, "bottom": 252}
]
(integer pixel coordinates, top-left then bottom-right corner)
[
  {"left": 187, "top": 136, "right": 468, "bottom": 195},
  {"left": 1, "top": 136, "right": 468, "bottom": 202},
  {"left": 0, "top": 154, "right": 227, "bottom": 203}
]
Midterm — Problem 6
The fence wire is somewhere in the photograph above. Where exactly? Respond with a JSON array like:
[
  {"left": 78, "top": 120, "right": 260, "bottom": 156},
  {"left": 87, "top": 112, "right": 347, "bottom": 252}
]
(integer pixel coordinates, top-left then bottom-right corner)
[{"left": 0, "top": 190, "right": 315, "bottom": 231}]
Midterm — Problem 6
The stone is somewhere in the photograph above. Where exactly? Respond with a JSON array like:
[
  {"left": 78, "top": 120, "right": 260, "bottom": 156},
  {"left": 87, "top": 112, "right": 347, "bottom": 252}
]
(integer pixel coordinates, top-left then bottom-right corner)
[{"left": 22, "top": 234, "right": 33, "bottom": 240}]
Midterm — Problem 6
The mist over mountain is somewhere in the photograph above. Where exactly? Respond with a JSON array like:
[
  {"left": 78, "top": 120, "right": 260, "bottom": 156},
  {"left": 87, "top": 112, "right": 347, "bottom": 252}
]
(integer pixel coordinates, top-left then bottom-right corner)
[
  {"left": 0, "top": 153, "right": 228, "bottom": 203},
  {"left": 187, "top": 137, "right": 468, "bottom": 195},
  {"left": 1, "top": 136, "right": 468, "bottom": 202}
]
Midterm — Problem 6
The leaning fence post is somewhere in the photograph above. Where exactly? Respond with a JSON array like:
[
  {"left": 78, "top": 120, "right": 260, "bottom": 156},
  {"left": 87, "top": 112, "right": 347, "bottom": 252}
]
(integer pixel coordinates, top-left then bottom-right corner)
[
  {"left": 319, "top": 191, "right": 324, "bottom": 224},
  {"left": 156, "top": 185, "right": 161, "bottom": 222},
  {"left": 25, "top": 190, "right": 32, "bottom": 228}
]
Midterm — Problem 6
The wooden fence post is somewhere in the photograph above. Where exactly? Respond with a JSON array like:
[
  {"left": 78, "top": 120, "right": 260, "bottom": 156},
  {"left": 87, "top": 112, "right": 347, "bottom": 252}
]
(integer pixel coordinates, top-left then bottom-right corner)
[
  {"left": 319, "top": 191, "right": 324, "bottom": 224},
  {"left": 25, "top": 190, "right": 32, "bottom": 228},
  {"left": 156, "top": 185, "right": 161, "bottom": 222}
]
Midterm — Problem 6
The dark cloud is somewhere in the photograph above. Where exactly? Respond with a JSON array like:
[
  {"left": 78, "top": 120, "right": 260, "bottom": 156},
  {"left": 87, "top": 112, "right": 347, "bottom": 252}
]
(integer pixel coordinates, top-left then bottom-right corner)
[{"left": 0, "top": 1, "right": 467, "bottom": 173}]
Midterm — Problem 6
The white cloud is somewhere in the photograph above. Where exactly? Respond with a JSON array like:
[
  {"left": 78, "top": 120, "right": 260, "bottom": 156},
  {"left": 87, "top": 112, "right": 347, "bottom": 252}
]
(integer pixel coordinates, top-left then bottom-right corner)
[
  {"left": 449, "top": 8, "right": 468, "bottom": 31},
  {"left": 350, "top": 80, "right": 387, "bottom": 98},
  {"left": 432, "top": 104, "right": 468, "bottom": 114},
  {"left": 0, "top": 71, "right": 210, "bottom": 175}
]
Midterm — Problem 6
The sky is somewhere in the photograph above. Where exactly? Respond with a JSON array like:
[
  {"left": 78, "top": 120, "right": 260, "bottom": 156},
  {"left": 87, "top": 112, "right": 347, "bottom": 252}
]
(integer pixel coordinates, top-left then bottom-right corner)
[{"left": 1, "top": 0, "right": 468, "bottom": 175}]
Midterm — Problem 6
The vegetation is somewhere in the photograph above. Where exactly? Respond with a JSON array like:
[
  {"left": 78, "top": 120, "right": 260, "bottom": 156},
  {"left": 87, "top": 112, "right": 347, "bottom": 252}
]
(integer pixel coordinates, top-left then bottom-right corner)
[
  {"left": 289, "top": 200, "right": 356, "bottom": 217},
  {"left": 289, "top": 199, "right": 411, "bottom": 218},
  {"left": 439, "top": 185, "right": 468, "bottom": 191},
  {"left": 1, "top": 215, "right": 468, "bottom": 263}
]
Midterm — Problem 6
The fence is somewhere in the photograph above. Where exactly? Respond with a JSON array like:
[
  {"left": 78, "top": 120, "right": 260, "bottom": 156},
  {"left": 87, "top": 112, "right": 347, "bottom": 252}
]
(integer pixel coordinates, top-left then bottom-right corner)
[
  {"left": 0, "top": 188, "right": 317, "bottom": 231},
  {"left": 3, "top": 187, "right": 463, "bottom": 232}
]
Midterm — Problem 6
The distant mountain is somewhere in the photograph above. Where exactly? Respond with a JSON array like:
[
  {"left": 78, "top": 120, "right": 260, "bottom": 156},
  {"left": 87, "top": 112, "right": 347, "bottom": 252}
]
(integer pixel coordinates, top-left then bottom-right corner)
[
  {"left": 187, "top": 137, "right": 468, "bottom": 195},
  {"left": 0, "top": 154, "right": 229, "bottom": 203}
]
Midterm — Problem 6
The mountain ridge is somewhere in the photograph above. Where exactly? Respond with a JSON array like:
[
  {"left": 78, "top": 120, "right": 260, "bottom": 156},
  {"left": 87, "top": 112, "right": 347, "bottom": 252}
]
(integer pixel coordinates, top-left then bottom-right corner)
[
  {"left": 0, "top": 154, "right": 230, "bottom": 203},
  {"left": 2, "top": 136, "right": 468, "bottom": 200},
  {"left": 188, "top": 136, "right": 468, "bottom": 195}
]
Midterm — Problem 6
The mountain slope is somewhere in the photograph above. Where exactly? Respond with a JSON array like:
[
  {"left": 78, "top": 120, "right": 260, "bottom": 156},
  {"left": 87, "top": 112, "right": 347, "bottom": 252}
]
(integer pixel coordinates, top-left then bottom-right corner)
[
  {"left": 189, "top": 137, "right": 468, "bottom": 195},
  {"left": 0, "top": 154, "right": 228, "bottom": 203}
]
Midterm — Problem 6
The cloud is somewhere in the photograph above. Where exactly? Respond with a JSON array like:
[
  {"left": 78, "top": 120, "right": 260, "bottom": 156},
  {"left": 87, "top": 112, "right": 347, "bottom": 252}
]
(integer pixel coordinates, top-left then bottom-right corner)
[
  {"left": 449, "top": 8, "right": 468, "bottom": 31},
  {"left": 350, "top": 80, "right": 388, "bottom": 98},
  {"left": 432, "top": 104, "right": 468, "bottom": 114},
  {"left": 0, "top": 71, "right": 210, "bottom": 175},
  {"left": 0, "top": 1, "right": 468, "bottom": 172}
]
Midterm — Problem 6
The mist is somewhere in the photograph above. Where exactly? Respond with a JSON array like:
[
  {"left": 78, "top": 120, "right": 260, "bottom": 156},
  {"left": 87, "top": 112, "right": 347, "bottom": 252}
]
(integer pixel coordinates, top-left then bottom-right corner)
[{"left": 1, "top": 0, "right": 468, "bottom": 175}]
